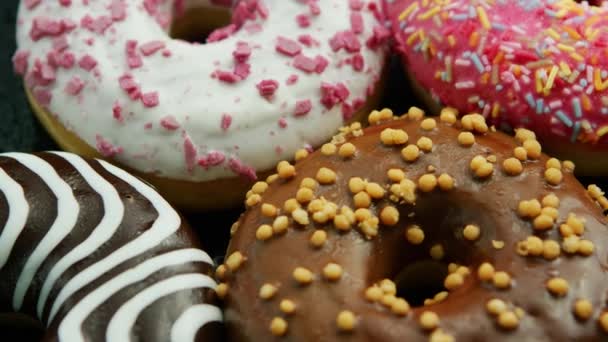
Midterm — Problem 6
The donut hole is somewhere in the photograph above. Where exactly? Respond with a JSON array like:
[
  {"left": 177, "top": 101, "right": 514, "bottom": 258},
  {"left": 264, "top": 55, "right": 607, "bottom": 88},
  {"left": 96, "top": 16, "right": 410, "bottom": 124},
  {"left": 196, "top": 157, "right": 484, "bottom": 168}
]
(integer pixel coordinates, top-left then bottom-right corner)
[
  {"left": 170, "top": 5, "right": 232, "bottom": 43},
  {"left": 393, "top": 260, "right": 449, "bottom": 306}
]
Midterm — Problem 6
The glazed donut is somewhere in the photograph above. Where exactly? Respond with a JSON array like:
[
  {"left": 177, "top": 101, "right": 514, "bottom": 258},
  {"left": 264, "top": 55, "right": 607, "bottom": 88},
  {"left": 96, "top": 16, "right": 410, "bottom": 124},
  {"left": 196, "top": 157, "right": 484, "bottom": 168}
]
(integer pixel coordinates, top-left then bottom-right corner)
[
  {"left": 386, "top": 0, "right": 608, "bottom": 175},
  {"left": 220, "top": 107, "right": 608, "bottom": 341},
  {"left": 13, "top": 0, "right": 389, "bottom": 210},
  {"left": 0, "top": 152, "right": 222, "bottom": 341}
]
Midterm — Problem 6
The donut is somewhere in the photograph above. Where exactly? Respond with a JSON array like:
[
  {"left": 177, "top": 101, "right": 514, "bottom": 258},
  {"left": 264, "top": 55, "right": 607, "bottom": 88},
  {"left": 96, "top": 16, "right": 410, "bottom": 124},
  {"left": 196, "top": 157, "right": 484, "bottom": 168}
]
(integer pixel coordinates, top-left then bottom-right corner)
[
  {"left": 0, "top": 152, "right": 222, "bottom": 341},
  {"left": 385, "top": 0, "right": 608, "bottom": 175},
  {"left": 219, "top": 107, "right": 608, "bottom": 341},
  {"left": 13, "top": 0, "right": 389, "bottom": 210}
]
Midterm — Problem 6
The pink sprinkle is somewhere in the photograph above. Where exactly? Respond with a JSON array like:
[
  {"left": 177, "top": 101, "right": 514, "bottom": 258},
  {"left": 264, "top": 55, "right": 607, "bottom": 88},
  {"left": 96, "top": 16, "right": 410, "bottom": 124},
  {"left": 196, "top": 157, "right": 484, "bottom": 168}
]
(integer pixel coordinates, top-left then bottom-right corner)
[
  {"left": 29, "top": 17, "right": 66, "bottom": 41},
  {"left": 298, "top": 34, "right": 316, "bottom": 47},
  {"left": 206, "top": 24, "right": 237, "bottom": 43},
  {"left": 112, "top": 101, "right": 123, "bottom": 122},
  {"left": 234, "top": 62, "right": 251, "bottom": 79},
  {"left": 198, "top": 151, "right": 226, "bottom": 168},
  {"left": 296, "top": 14, "right": 310, "bottom": 28},
  {"left": 329, "top": 30, "right": 360, "bottom": 53},
  {"left": 276, "top": 36, "right": 301, "bottom": 57},
  {"left": 221, "top": 113, "right": 233, "bottom": 131},
  {"left": 96, "top": 135, "right": 123, "bottom": 157},
  {"left": 309, "top": 2, "right": 321, "bottom": 15},
  {"left": 293, "top": 54, "right": 316, "bottom": 73},
  {"left": 352, "top": 53, "right": 364, "bottom": 71},
  {"left": 25, "top": 0, "right": 41, "bottom": 9},
  {"left": 81, "top": 15, "right": 113, "bottom": 34},
  {"left": 110, "top": 0, "right": 127, "bottom": 21},
  {"left": 366, "top": 25, "right": 390, "bottom": 49},
  {"left": 286, "top": 74, "right": 298, "bottom": 85},
  {"left": 160, "top": 115, "right": 180, "bottom": 130},
  {"left": 350, "top": 13, "right": 364, "bottom": 34},
  {"left": 56, "top": 52, "right": 75, "bottom": 69},
  {"left": 140, "top": 41, "right": 166, "bottom": 56},
  {"left": 349, "top": 0, "right": 364, "bottom": 10},
  {"left": 320, "top": 82, "right": 350, "bottom": 109},
  {"left": 256, "top": 79, "right": 279, "bottom": 98},
  {"left": 33, "top": 89, "right": 52, "bottom": 107},
  {"left": 215, "top": 70, "right": 240, "bottom": 83},
  {"left": 65, "top": 76, "right": 85, "bottom": 95},
  {"left": 119, "top": 74, "right": 137, "bottom": 91},
  {"left": 52, "top": 36, "right": 69, "bottom": 51},
  {"left": 183, "top": 135, "right": 198, "bottom": 173},
  {"left": 126, "top": 40, "right": 143, "bottom": 69},
  {"left": 314, "top": 55, "right": 329, "bottom": 73},
  {"left": 12, "top": 50, "right": 30, "bottom": 75},
  {"left": 228, "top": 158, "right": 257, "bottom": 181},
  {"left": 233, "top": 42, "right": 251, "bottom": 62},
  {"left": 294, "top": 100, "right": 312, "bottom": 117},
  {"left": 141, "top": 92, "right": 159, "bottom": 107},
  {"left": 278, "top": 118, "right": 288, "bottom": 128},
  {"left": 78, "top": 54, "right": 98, "bottom": 71}
]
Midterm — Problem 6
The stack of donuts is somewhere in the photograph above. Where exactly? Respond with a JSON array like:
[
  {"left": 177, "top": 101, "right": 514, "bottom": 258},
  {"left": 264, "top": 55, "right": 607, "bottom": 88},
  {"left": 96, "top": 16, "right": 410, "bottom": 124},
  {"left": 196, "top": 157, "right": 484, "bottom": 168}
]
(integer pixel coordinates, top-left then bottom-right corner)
[{"left": 4, "top": 0, "right": 608, "bottom": 341}]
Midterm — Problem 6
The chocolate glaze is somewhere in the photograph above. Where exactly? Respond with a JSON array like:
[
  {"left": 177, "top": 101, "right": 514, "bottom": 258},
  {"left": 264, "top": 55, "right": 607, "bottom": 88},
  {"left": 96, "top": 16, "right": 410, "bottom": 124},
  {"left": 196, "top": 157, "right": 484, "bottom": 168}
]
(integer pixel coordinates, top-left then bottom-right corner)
[
  {"left": 0, "top": 152, "right": 222, "bottom": 341},
  {"left": 224, "top": 114, "right": 608, "bottom": 341}
]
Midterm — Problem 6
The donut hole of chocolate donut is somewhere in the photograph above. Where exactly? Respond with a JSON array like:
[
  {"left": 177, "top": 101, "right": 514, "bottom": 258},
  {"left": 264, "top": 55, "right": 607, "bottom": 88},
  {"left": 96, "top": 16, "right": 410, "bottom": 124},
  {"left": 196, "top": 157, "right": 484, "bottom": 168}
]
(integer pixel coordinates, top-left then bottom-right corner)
[
  {"left": 170, "top": 2, "right": 232, "bottom": 43},
  {"left": 368, "top": 193, "right": 496, "bottom": 307}
]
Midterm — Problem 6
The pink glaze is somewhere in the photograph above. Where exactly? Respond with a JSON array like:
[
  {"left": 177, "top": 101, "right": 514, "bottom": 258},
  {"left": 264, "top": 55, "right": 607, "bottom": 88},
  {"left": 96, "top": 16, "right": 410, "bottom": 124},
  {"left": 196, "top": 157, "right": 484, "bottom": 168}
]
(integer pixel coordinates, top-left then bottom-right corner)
[{"left": 387, "top": 0, "right": 608, "bottom": 147}]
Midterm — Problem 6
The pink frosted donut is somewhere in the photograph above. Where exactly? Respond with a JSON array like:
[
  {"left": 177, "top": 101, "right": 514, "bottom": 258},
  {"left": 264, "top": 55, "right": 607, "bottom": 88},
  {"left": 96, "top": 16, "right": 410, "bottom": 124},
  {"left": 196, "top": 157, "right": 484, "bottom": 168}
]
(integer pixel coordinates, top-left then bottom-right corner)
[
  {"left": 13, "top": 0, "right": 389, "bottom": 210},
  {"left": 386, "top": 0, "right": 608, "bottom": 174}
]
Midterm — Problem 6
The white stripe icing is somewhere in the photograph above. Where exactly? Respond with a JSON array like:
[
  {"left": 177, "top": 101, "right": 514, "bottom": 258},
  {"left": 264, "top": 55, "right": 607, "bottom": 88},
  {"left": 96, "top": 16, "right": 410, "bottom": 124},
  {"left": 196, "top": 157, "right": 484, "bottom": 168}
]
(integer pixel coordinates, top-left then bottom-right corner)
[
  {"left": 171, "top": 304, "right": 223, "bottom": 342},
  {"left": 106, "top": 273, "right": 217, "bottom": 342},
  {"left": 48, "top": 159, "right": 181, "bottom": 323},
  {"left": 0, "top": 167, "right": 30, "bottom": 269},
  {"left": 37, "top": 152, "right": 125, "bottom": 321},
  {"left": 2, "top": 153, "right": 80, "bottom": 311},
  {"left": 58, "top": 249, "right": 213, "bottom": 342}
]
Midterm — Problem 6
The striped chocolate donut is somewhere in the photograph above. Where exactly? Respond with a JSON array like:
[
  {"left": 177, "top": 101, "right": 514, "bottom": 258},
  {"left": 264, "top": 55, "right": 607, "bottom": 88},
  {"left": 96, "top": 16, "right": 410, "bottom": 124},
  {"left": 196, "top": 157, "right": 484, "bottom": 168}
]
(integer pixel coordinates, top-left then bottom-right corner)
[{"left": 0, "top": 152, "right": 222, "bottom": 341}]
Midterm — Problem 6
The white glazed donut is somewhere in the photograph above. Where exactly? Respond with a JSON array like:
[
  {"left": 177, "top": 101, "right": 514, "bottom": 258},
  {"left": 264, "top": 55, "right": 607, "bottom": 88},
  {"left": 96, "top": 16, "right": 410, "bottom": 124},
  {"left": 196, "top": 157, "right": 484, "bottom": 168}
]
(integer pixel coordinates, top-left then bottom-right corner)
[{"left": 14, "top": 0, "right": 389, "bottom": 210}]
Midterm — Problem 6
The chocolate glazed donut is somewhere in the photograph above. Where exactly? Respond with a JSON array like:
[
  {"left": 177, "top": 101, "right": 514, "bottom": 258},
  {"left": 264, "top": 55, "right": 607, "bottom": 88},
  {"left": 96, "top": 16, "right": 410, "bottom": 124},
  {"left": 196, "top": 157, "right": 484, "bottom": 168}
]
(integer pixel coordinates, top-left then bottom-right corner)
[
  {"left": 0, "top": 152, "right": 222, "bottom": 341},
  {"left": 220, "top": 107, "right": 608, "bottom": 341}
]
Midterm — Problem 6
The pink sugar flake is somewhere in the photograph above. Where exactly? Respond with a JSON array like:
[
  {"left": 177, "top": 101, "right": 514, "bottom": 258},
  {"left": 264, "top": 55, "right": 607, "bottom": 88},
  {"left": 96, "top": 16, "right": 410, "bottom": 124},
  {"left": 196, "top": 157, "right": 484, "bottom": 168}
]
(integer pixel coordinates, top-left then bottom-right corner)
[
  {"left": 350, "top": 12, "right": 364, "bottom": 34},
  {"left": 256, "top": 1, "right": 269, "bottom": 19},
  {"left": 160, "top": 115, "right": 180, "bottom": 130},
  {"left": 81, "top": 14, "right": 113, "bottom": 35},
  {"left": 221, "top": 113, "right": 233, "bottom": 131},
  {"left": 109, "top": 0, "right": 127, "bottom": 21},
  {"left": 276, "top": 36, "right": 302, "bottom": 57},
  {"left": 143, "top": 0, "right": 159, "bottom": 16},
  {"left": 349, "top": 0, "right": 364, "bottom": 10},
  {"left": 48, "top": 51, "right": 75, "bottom": 69},
  {"left": 30, "top": 17, "right": 73, "bottom": 41},
  {"left": 352, "top": 53, "right": 364, "bottom": 71},
  {"left": 78, "top": 54, "right": 98, "bottom": 71},
  {"left": 366, "top": 25, "right": 390, "bottom": 50},
  {"left": 342, "top": 102, "right": 354, "bottom": 121},
  {"left": 33, "top": 89, "right": 52, "bottom": 107},
  {"left": 331, "top": 30, "right": 361, "bottom": 53},
  {"left": 314, "top": 55, "right": 329, "bottom": 73},
  {"left": 228, "top": 157, "right": 257, "bottom": 181},
  {"left": 294, "top": 99, "right": 312, "bottom": 117},
  {"left": 126, "top": 40, "right": 143, "bottom": 69},
  {"left": 233, "top": 42, "right": 252, "bottom": 62},
  {"left": 25, "top": 0, "right": 41, "bottom": 9},
  {"left": 29, "top": 59, "right": 56, "bottom": 86},
  {"left": 234, "top": 62, "right": 251, "bottom": 79},
  {"left": 140, "top": 40, "right": 166, "bottom": 56},
  {"left": 65, "top": 76, "right": 85, "bottom": 95},
  {"left": 256, "top": 79, "right": 279, "bottom": 98},
  {"left": 297, "top": 34, "right": 317, "bottom": 47},
  {"left": 215, "top": 70, "right": 241, "bottom": 83},
  {"left": 183, "top": 134, "right": 198, "bottom": 173},
  {"left": 206, "top": 24, "right": 237, "bottom": 43},
  {"left": 141, "top": 91, "right": 159, "bottom": 107},
  {"left": 286, "top": 74, "right": 298, "bottom": 85},
  {"left": 52, "top": 36, "right": 69, "bottom": 51},
  {"left": 320, "top": 82, "right": 350, "bottom": 109},
  {"left": 296, "top": 14, "right": 310, "bottom": 28},
  {"left": 112, "top": 101, "right": 124, "bottom": 122},
  {"left": 309, "top": 1, "right": 320, "bottom": 15},
  {"left": 95, "top": 135, "right": 123, "bottom": 157},
  {"left": 12, "top": 50, "right": 30, "bottom": 75},
  {"left": 293, "top": 54, "right": 316, "bottom": 73},
  {"left": 278, "top": 117, "right": 288, "bottom": 128},
  {"left": 59, "top": 0, "right": 71, "bottom": 6},
  {"left": 198, "top": 151, "right": 226, "bottom": 168},
  {"left": 162, "top": 49, "right": 172, "bottom": 57},
  {"left": 144, "top": 122, "right": 153, "bottom": 130}
]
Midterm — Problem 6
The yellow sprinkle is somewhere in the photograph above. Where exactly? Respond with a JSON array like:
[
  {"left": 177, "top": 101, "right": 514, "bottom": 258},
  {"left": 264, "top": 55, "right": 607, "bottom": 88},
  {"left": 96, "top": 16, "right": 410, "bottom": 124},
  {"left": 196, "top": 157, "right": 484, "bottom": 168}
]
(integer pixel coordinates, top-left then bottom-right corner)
[
  {"left": 581, "top": 94, "right": 592, "bottom": 112},
  {"left": 399, "top": 2, "right": 419, "bottom": 20},
  {"left": 555, "top": 9, "right": 568, "bottom": 19},
  {"left": 594, "top": 69, "right": 608, "bottom": 91},
  {"left": 469, "top": 31, "right": 480, "bottom": 47},
  {"left": 492, "top": 102, "right": 501, "bottom": 118},
  {"left": 597, "top": 126, "right": 608, "bottom": 137},
  {"left": 535, "top": 70, "right": 544, "bottom": 94},
  {"left": 559, "top": 61, "right": 571, "bottom": 76},
  {"left": 492, "top": 51, "right": 504, "bottom": 65},
  {"left": 570, "top": 53, "right": 584, "bottom": 62},
  {"left": 407, "top": 30, "right": 422, "bottom": 46},
  {"left": 545, "top": 28, "right": 560, "bottom": 41},
  {"left": 477, "top": 6, "right": 491, "bottom": 30},
  {"left": 543, "top": 66, "right": 559, "bottom": 94},
  {"left": 418, "top": 6, "right": 440, "bottom": 20},
  {"left": 557, "top": 43, "right": 575, "bottom": 53},
  {"left": 447, "top": 35, "right": 456, "bottom": 47},
  {"left": 563, "top": 26, "right": 582, "bottom": 40}
]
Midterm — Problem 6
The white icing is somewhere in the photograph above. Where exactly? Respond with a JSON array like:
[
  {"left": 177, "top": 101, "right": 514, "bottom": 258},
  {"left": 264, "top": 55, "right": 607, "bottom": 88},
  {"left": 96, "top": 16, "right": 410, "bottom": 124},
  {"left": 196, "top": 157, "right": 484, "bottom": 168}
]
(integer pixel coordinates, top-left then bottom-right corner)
[
  {"left": 0, "top": 167, "right": 30, "bottom": 269},
  {"left": 47, "top": 159, "right": 181, "bottom": 323},
  {"left": 106, "top": 273, "right": 217, "bottom": 342},
  {"left": 37, "top": 152, "right": 124, "bottom": 321},
  {"left": 16, "top": 0, "right": 386, "bottom": 182},
  {"left": 170, "top": 304, "right": 223, "bottom": 342},
  {"left": 2, "top": 153, "right": 80, "bottom": 312},
  {"left": 58, "top": 248, "right": 213, "bottom": 342}
]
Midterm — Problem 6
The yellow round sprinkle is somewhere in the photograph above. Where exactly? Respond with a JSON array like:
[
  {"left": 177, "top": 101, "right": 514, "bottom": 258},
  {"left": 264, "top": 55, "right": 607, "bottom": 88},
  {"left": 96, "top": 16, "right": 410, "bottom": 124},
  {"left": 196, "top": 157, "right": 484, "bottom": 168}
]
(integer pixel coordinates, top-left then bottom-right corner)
[
  {"left": 270, "top": 317, "right": 287, "bottom": 336},
  {"left": 440, "top": 107, "right": 458, "bottom": 124},
  {"left": 421, "top": 118, "right": 437, "bottom": 131},
  {"left": 463, "top": 224, "right": 481, "bottom": 241},
  {"left": 545, "top": 168, "right": 563, "bottom": 185},
  {"left": 293, "top": 267, "right": 314, "bottom": 285},
  {"left": 259, "top": 283, "right": 278, "bottom": 300},
  {"left": 226, "top": 251, "right": 245, "bottom": 271},
  {"left": 417, "top": 136, "right": 433, "bottom": 152},
  {"left": 321, "top": 143, "right": 337, "bottom": 155},
  {"left": 401, "top": 144, "right": 420, "bottom": 162},
  {"left": 419, "top": 311, "right": 440, "bottom": 330},
  {"left": 391, "top": 298, "right": 411, "bottom": 316},
  {"left": 215, "top": 283, "right": 228, "bottom": 299},
  {"left": 523, "top": 140, "right": 542, "bottom": 159},
  {"left": 316, "top": 167, "right": 337, "bottom": 184},
  {"left": 277, "top": 161, "right": 296, "bottom": 179},
  {"left": 354, "top": 191, "right": 371, "bottom": 208},
  {"left": 348, "top": 177, "right": 366, "bottom": 193},
  {"left": 280, "top": 299, "right": 296, "bottom": 315},
  {"left": 408, "top": 106, "right": 425, "bottom": 120},
  {"left": 252, "top": 181, "right": 269, "bottom": 194},
  {"left": 486, "top": 298, "right": 507, "bottom": 316},
  {"left": 458, "top": 132, "right": 475, "bottom": 147},
  {"left": 437, "top": 173, "right": 454, "bottom": 191},
  {"left": 498, "top": 311, "right": 519, "bottom": 330},
  {"left": 380, "top": 206, "right": 400, "bottom": 226},
  {"left": 546, "top": 277, "right": 569, "bottom": 296},
  {"left": 542, "top": 193, "right": 560, "bottom": 208},
  {"left": 430, "top": 244, "right": 445, "bottom": 260},
  {"left": 272, "top": 215, "right": 289, "bottom": 234},
  {"left": 365, "top": 286, "right": 383, "bottom": 302},
  {"left": 546, "top": 158, "right": 561, "bottom": 170},
  {"left": 492, "top": 271, "right": 511, "bottom": 289},
  {"left": 406, "top": 225, "right": 425, "bottom": 244},
  {"left": 573, "top": 299, "right": 593, "bottom": 320},
  {"left": 296, "top": 187, "right": 314, "bottom": 204},
  {"left": 380, "top": 128, "right": 409, "bottom": 145},
  {"left": 513, "top": 147, "right": 528, "bottom": 161},
  {"left": 444, "top": 273, "right": 464, "bottom": 291},
  {"left": 503, "top": 158, "right": 523, "bottom": 176},
  {"left": 322, "top": 263, "right": 343, "bottom": 281},
  {"left": 336, "top": 310, "right": 357, "bottom": 331},
  {"left": 310, "top": 230, "right": 327, "bottom": 248},
  {"left": 294, "top": 149, "right": 309, "bottom": 161},
  {"left": 366, "top": 182, "right": 385, "bottom": 199},
  {"left": 478, "top": 262, "right": 495, "bottom": 281},
  {"left": 418, "top": 174, "right": 438, "bottom": 192},
  {"left": 387, "top": 168, "right": 406, "bottom": 182},
  {"left": 339, "top": 143, "right": 356, "bottom": 158},
  {"left": 542, "top": 240, "right": 561, "bottom": 260},
  {"left": 256, "top": 224, "right": 273, "bottom": 241}
]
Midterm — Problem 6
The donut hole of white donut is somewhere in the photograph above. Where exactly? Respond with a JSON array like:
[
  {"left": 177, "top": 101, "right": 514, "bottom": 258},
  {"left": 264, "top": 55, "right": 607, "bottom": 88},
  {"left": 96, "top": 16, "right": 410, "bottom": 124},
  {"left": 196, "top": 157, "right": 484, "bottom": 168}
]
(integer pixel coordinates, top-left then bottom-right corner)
[
  {"left": 366, "top": 194, "right": 495, "bottom": 308},
  {"left": 170, "top": 1, "right": 233, "bottom": 44}
]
